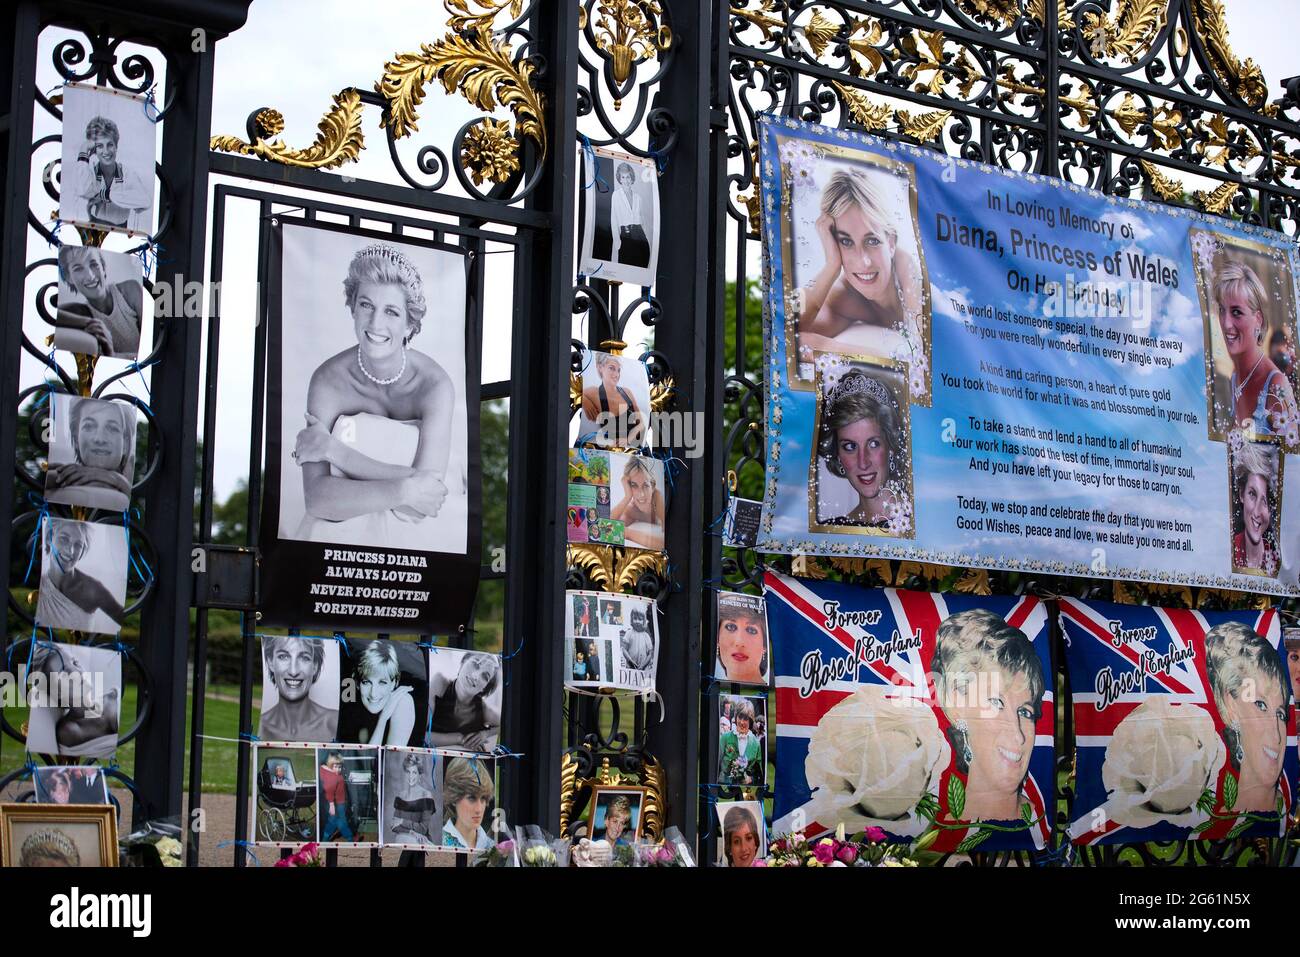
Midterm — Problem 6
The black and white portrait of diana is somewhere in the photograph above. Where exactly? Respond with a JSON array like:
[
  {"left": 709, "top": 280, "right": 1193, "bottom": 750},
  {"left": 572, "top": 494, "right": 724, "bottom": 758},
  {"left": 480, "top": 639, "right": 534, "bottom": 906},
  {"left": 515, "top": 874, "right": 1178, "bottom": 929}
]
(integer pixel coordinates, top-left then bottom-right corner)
[
  {"left": 58, "top": 83, "right": 156, "bottom": 235},
  {"left": 25, "top": 642, "right": 122, "bottom": 759},
  {"left": 257, "top": 635, "right": 340, "bottom": 744},
  {"left": 275, "top": 222, "right": 469, "bottom": 554},
  {"left": 34, "top": 518, "right": 128, "bottom": 637},
  {"left": 54, "top": 246, "right": 145, "bottom": 359},
  {"left": 44, "top": 394, "right": 137, "bottom": 513},
  {"left": 578, "top": 146, "right": 660, "bottom": 288}
]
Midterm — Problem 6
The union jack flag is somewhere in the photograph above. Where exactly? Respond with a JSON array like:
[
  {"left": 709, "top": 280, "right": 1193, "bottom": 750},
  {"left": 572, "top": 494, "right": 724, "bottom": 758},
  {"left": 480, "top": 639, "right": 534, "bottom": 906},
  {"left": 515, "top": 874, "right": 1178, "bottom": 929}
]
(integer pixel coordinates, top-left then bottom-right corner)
[
  {"left": 1060, "top": 597, "right": 1297, "bottom": 846},
  {"left": 765, "top": 571, "right": 1053, "bottom": 852}
]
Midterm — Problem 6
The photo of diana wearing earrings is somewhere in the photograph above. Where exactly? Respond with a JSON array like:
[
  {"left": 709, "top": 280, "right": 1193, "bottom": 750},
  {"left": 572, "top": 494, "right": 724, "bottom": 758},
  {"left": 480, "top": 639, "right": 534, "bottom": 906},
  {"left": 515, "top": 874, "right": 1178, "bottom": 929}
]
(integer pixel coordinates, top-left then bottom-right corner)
[{"left": 578, "top": 146, "right": 660, "bottom": 288}]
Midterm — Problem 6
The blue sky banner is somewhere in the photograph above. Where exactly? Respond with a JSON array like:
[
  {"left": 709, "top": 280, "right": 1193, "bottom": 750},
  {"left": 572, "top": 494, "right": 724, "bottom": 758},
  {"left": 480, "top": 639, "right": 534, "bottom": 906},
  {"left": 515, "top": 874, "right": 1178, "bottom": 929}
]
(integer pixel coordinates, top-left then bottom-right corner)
[
  {"left": 1060, "top": 598, "right": 1296, "bottom": 845},
  {"left": 757, "top": 114, "right": 1300, "bottom": 595},
  {"left": 766, "top": 571, "right": 1053, "bottom": 852}
]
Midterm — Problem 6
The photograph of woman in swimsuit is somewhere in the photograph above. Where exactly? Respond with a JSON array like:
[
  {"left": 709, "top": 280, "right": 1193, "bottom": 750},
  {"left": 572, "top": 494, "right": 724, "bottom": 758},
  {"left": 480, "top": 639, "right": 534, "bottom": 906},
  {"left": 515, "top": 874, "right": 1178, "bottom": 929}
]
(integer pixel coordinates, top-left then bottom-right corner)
[
  {"left": 275, "top": 223, "right": 470, "bottom": 553},
  {"left": 34, "top": 518, "right": 128, "bottom": 636},
  {"left": 578, "top": 350, "right": 651, "bottom": 448},
  {"left": 774, "top": 133, "right": 930, "bottom": 396},
  {"left": 25, "top": 641, "right": 122, "bottom": 759}
]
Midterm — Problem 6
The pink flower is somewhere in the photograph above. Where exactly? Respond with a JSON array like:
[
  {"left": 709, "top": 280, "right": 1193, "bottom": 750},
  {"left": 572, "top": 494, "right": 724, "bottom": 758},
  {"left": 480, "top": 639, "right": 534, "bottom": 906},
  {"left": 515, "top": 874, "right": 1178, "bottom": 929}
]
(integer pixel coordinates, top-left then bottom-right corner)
[
  {"left": 751, "top": 858, "right": 768, "bottom": 867},
  {"left": 656, "top": 846, "right": 676, "bottom": 864},
  {"left": 865, "top": 827, "right": 887, "bottom": 844},
  {"left": 498, "top": 840, "right": 515, "bottom": 854},
  {"left": 836, "top": 844, "right": 859, "bottom": 865},
  {"left": 274, "top": 857, "right": 291, "bottom": 868},
  {"left": 812, "top": 841, "right": 837, "bottom": 864}
]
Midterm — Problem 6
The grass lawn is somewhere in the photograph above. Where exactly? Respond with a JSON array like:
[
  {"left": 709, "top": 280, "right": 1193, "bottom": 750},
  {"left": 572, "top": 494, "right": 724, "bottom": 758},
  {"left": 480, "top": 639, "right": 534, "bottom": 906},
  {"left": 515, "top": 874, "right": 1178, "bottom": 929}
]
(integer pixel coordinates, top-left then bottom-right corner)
[{"left": 2, "top": 686, "right": 250, "bottom": 795}]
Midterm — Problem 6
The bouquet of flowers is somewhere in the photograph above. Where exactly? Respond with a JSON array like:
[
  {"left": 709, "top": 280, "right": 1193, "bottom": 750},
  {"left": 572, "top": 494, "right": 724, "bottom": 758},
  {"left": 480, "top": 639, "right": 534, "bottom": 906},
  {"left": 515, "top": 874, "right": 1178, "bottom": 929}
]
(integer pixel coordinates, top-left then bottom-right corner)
[
  {"left": 274, "top": 842, "right": 323, "bottom": 868},
  {"left": 634, "top": 842, "right": 684, "bottom": 867},
  {"left": 763, "top": 824, "right": 917, "bottom": 867},
  {"left": 471, "top": 839, "right": 517, "bottom": 867}
]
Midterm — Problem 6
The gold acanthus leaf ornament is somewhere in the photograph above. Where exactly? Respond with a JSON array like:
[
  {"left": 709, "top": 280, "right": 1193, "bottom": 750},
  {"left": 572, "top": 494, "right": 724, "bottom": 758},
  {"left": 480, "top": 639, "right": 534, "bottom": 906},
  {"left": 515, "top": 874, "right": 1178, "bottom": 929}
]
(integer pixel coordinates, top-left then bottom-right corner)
[
  {"left": 615, "top": 549, "right": 666, "bottom": 592},
  {"left": 1079, "top": 0, "right": 1168, "bottom": 63},
  {"left": 444, "top": 0, "right": 524, "bottom": 32},
  {"left": 1194, "top": 180, "right": 1239, "bottom": 215},
  {"left": 376, "top": 24, "right": 547, "bottom": 162},
  {"left": 558, "top": 750, "right": 579, "bottom": 838},
  {"left": 567, "top": 544, "right": 615, "bottom": 591},
  {"left": 649, "top": 374, "right": 675, "bottom": 413},
  {"left": 1191, "top": 0, "right": 1268, "bottom": 109},
  {"left": 209, "top": 88, "right": 366, "bottom": 170},
  {"left": 832, "top": 82, "right": 892, "bottom": 131},
  {"left": 896, "top": 107, "right": 951, "bottom": 142},
  {"left": 799, "top": 8, "right": 838, "bottom": 60},
  {"left": 1140, "top": 160, "right": 1185, "bottom": 201}
]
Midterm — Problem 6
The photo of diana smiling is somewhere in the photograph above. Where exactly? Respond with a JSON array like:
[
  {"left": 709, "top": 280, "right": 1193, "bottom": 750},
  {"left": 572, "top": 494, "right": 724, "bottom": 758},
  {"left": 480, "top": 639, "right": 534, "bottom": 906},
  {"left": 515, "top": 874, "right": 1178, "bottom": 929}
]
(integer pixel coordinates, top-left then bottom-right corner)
[{"left": 44, "top": 394, "right": 137, "bottom": 513}]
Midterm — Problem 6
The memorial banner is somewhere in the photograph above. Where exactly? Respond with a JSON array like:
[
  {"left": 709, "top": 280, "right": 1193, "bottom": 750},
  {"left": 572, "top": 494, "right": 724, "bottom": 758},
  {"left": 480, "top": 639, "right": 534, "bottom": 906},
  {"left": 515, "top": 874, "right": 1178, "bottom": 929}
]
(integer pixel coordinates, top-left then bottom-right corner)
[
  {"left": 758, "top": 115, "right": 1300, "bottom": 595},
  {"left": 1060, "top": 598, "right": 1296, "bottom": 845},
  {"left": 766, "top": 572, "right": 1053, "bottom": 852},
  {"left": 259, "top": 220, "right": 482, "bottom": 633}
]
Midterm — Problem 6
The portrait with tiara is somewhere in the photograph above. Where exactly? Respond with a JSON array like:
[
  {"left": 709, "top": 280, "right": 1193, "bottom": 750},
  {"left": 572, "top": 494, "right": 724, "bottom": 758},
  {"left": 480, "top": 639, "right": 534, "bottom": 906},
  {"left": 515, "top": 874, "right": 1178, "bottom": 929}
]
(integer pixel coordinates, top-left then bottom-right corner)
[{"left": 808, "top": 352, "right": 914, "bottom": 537}]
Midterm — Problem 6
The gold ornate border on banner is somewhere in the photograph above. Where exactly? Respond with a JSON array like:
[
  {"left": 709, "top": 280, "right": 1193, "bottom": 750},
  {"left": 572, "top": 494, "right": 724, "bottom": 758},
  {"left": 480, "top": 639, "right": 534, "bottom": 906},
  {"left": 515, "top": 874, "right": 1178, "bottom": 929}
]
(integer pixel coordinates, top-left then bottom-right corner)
[{"left": 210, "top": 0, "right": 546, "bottom": 183}]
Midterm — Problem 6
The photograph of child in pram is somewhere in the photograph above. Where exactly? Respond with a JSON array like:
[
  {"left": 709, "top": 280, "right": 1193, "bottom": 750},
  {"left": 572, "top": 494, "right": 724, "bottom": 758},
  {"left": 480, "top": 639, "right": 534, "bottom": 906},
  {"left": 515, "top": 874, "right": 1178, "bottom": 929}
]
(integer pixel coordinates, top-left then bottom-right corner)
[{"left": 254, "top": 749, "right": 318, "bottom": 845}]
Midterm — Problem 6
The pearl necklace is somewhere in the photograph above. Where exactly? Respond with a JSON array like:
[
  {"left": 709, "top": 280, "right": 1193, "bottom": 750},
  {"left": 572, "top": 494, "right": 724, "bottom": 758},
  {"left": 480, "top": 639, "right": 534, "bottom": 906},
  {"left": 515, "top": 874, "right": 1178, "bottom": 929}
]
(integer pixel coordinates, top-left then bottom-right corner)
[
  {"left": 357, "top": 344, "right": 406, "bottom": 386},
  {"left": 1233, "top": 351, "right": 1265, "bottom": 403}
]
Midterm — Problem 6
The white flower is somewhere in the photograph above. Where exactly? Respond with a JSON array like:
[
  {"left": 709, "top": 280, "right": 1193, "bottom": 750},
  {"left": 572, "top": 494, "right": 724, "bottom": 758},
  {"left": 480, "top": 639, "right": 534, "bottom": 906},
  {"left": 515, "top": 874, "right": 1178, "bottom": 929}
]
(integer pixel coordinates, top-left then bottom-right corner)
[
  {"left": 780, "top": 140, "right": 819, "bottom": 189},
  {"left": 1191, "top": 232, "right": 1219, "bottom": 273},
  {"left": 1101, "top": 698, "right": 1223, "bottom": 829},
  {"left": 1227, "top": 428, "right": 1246, "bottom": 455},
  {"left": 885, "top": 493, "right": 913, "bottom": 536},
  {"left": 804, "top": 685, "right": 947, "bottom": 836}
]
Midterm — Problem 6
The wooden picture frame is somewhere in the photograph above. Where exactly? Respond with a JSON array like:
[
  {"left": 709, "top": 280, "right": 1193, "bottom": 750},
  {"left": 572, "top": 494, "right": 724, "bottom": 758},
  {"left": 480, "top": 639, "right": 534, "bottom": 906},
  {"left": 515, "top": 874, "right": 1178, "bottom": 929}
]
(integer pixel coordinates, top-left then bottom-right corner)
[{"left": 0, "top": 802, "right": 117, "bottom": 867}]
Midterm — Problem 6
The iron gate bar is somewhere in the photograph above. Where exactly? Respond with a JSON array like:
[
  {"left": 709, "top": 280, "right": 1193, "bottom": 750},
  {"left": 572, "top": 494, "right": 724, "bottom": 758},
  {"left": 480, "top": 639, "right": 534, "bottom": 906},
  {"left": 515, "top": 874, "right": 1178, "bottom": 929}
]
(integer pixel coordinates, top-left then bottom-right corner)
[
  {"left": 209, "top": 152, "right": 552, "bottom": 231},
  {"left": 232, "top": 196, "right": 273, "bottom": 866},
  {"left": 0, "top": 1, "right": 43, "bottom": 791},
  {"left": 498, "top": 0, "right": 583, "bottom": 828}
]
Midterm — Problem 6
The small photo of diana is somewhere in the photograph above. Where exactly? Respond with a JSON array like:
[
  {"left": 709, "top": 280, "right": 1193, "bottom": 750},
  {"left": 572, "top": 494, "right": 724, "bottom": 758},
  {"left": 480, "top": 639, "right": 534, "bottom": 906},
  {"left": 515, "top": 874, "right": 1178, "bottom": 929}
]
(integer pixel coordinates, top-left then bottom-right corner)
[
  {"left": 44, "top": 394, "right": 137, "bottom": 513},
  {"left": 1227, "top": 438, "right": 1283, "bottom": 578},
  {"left": 577, "top": 146, "right": 660, "bottom": 288},
  {"left": 808, "top": 352, "right": 914, "bottom": 537}
]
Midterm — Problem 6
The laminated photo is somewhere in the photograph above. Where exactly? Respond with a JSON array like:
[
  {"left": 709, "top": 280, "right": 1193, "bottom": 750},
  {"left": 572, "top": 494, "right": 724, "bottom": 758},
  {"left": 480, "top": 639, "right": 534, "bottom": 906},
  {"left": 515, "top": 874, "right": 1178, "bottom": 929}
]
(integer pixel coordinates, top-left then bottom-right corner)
[
  {"left": 25, "top": 642, "right": 122, "bottom": 760},
  {"left": 44, "top": 394, "right": 137, "bottom": 512},
  {"left": 564, "top": 590, "right": 658, "bottom": 692},
  {"left": 35, "top": 518, "right": 128, "bottom": 636},
  {"left": 258, "top": 635, "right": 340, "bottom": 744},
  {"left": 58, "top": 83, "right": 156, "bottom": 235}
]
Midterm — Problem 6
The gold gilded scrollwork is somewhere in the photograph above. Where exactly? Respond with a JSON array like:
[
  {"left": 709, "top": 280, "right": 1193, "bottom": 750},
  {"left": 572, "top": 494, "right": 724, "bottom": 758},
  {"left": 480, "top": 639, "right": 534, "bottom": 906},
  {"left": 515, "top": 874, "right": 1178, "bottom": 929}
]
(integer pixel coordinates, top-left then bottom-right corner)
[
  {"left": 209, "top": 88, "right": 366, "bottom": 170},
  {"left": 567, "top": 543, "right": 616, "bottom": 590},
  {"left": 566, "top": 544, "right": 666, "bottom": 594},
  {"left": 559, "top": 752, "right": 668, "bottom": 844},
  {"left": 832, "top": 81, "right": 951, "bottom": 143},
  {"left": 1079, "top": 0, "right": 1168, "bottom": 63},
  {"left": 591, "top": 0, "right": 673, "bottom": 95},
  {"left": 445, "top": 0, "right": 524, "bottom": 32},
  {"left": 1139, "top": 160, "right": 1185, "bottom": 201},
  {"left": 649, "top": 375, "right": 675, "bottom": 413},
  {"left": 558, "top": 751, "right": 580, "bottom": 838},
  {"left": 615, "top": 549, "right": 667, "bottom": 592},
  {"left": 639, "top": 755, "right": 667, "bottom": 842},
  {"left": 729, "top": 2, "right": 786, "bottom": 43},
  {"left": 460, "top": 117, "right": 522, "bottom": 185},
  {"left": 1194, "top": 180, "right": 1239, "bottom": 214},
  {"left": 212, "top": 1, "right": 545, "bottom": 183},
  {"left": 377, "top": 24, "right": 546, "bottom": 159},
  {"left": 1191, "top": 0, "right": 1268, "bottom": 109}
]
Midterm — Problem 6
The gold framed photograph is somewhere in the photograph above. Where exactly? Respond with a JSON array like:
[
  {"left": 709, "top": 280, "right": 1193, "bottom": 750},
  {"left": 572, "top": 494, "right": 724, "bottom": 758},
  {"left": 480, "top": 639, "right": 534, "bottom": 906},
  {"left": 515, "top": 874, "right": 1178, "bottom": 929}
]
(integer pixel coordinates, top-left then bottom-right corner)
[
  {"left": 1189, "top": 227, "right": 1299, "bottom": 449},
  {"left": 0, "top": 802, "right": 117, "bottom": 867},
  {"left": 585, "top": 785, "right": 647, "bottom": 847},
  {"left": 773, "top": 131, "right": 932, "bottom": 403}
]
